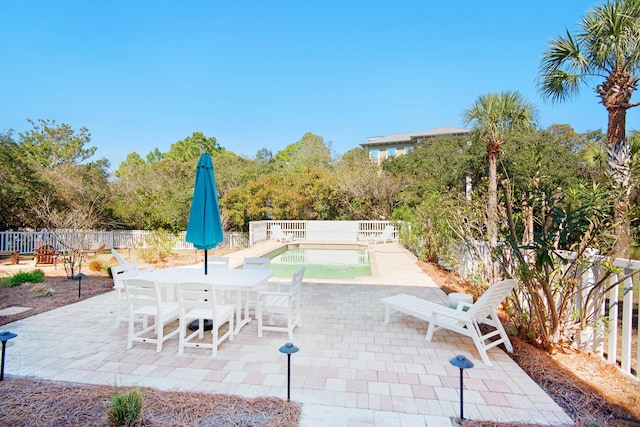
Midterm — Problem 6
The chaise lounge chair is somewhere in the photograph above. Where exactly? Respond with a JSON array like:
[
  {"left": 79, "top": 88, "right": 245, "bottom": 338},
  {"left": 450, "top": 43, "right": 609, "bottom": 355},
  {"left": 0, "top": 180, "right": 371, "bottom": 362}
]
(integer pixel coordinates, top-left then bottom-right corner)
[
  {"left": 369, "top": 225, "right": 396, "bottom": 244},
  {"left": 270, "top": 225, "right": 293, "bottom": 242},
  {"left": 381, "top": 278, "right": 518, "bottom": 366}
]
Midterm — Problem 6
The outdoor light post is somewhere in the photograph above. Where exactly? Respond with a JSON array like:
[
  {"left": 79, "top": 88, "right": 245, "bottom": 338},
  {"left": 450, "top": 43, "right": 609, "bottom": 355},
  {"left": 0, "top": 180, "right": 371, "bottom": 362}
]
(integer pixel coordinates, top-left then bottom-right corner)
[
  {"left": 73, "top": 273, "right": 86, "bottom": 298},
  {"left": 279, "top": 342, "right": 299, "bottom": 402},
  {"left": 0, "top": 331, "right": 17, "bottom": 381},
  {"left": 449, "top": 354, "right": 474, "bottom": 421}
]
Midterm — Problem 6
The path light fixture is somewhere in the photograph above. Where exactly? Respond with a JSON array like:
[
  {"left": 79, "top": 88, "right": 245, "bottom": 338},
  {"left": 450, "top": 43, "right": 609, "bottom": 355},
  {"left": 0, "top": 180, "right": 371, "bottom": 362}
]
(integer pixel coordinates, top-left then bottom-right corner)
[
  {"left": 449, "top": 354, "right": 474, "bottom": 421},
  {"left": 73, "top": 273, "right": 86, "bottom": 298},
  {"left": 279, "top": 342, "right": 299, "bottom": 402},
  {"left": 0, "top": 331, "right": 17, "bottom": 381}
]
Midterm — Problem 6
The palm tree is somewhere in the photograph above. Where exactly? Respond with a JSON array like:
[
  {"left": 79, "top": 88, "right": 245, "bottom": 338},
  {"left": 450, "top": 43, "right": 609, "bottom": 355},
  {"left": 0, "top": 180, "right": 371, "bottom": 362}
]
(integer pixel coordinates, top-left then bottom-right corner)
[
  {"left": 463, "top": 91, "right": 538, "bottom": 243},
  {"left": 538, "top": 0, "right": 640, "bottom": 257}
]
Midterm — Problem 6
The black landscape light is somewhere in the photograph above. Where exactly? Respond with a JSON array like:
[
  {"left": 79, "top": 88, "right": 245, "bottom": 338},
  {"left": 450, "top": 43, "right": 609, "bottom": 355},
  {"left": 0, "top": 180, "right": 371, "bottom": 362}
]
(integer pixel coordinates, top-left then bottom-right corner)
[
  {"left": 449, "top": 354, "right": 474, "bottom": 421},
  {"left": 73, "top": 273, "right": 86, "bottom": 298},
  {"left": 0, "top": 331, "right": 17, "bottom": 381},
  {"left": 279, "top": 342, "right": 299, "bottom": 402}
]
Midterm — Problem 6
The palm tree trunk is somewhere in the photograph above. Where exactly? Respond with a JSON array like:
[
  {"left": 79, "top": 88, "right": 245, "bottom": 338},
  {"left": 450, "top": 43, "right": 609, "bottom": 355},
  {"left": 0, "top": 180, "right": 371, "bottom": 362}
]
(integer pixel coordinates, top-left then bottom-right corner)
[
  {"left": 607, "top": 107, "right": 631, "bottom": 258},
  {"left": 487, "top": 152, "right": 498, "bottom": 244}
]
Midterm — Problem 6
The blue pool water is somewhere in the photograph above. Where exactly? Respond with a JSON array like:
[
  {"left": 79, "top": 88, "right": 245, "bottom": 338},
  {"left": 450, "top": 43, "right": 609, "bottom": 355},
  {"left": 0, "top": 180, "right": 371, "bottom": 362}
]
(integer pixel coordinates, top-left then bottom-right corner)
[{"left": 267, "top": 246, "right": 371, "bottom": 280}]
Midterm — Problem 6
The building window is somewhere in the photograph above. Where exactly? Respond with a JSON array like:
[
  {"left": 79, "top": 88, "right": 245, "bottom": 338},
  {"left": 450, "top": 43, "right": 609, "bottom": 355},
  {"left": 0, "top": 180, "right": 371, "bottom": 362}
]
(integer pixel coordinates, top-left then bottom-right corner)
[
  {"left": 370, "top": 149, "right": 379, "bottom": 162},
  {"left": 387, "top": 147, "right": 397, "bottom": 159},
  {"left": 405, "top": 146, "right": 414, "bottom": 154}
]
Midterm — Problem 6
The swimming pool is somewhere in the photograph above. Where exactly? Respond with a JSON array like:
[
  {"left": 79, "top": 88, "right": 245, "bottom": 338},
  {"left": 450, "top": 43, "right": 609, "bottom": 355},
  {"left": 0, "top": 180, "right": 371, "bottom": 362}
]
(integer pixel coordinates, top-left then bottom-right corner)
[{"left": 266, "top": 245, "right": 372, "bottom": 280}]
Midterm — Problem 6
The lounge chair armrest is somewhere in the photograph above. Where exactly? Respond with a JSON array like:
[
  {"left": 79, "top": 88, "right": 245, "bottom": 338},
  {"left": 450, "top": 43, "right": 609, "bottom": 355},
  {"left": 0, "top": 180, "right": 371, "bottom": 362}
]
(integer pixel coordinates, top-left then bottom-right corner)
[
  {"left": 457, "top": 301, "right": 473, "bottom": 311},
  {"left": 431, "top": 308, "right": 470, "bottom": 322}
]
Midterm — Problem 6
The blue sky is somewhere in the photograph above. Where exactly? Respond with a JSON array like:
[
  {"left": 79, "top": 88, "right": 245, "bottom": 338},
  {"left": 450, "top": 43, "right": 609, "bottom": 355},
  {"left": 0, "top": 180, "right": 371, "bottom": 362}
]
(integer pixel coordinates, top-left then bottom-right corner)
[{"left": 1, "top": 1, "right": 632, "bottom": 172}]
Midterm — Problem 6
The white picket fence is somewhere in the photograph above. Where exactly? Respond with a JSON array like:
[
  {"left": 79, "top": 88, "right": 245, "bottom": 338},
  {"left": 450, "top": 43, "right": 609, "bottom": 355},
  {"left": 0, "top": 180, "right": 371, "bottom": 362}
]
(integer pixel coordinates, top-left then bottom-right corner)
[
  {"left": 452, "top": 242, "right": 640, "bottom": 380},
  {"left": 556, "top": 250, "right": 640, "bottom": 379},
  {"left": 0, "top": 230, "right": 249, "bottom": 254}
]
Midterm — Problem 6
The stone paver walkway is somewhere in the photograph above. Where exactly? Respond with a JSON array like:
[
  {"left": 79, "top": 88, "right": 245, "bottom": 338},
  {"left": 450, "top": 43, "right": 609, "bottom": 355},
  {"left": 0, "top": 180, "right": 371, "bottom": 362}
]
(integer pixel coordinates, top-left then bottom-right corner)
[{"left": 0, "top": 242, "right": 571, "bottom": 426}]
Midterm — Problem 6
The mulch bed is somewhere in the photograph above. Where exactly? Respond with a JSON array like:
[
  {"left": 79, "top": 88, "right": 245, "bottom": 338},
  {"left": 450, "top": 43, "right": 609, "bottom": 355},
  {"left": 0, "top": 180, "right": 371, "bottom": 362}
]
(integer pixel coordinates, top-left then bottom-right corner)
[{"left": 0, "top": 378, "right": 300, "bottom": 426}]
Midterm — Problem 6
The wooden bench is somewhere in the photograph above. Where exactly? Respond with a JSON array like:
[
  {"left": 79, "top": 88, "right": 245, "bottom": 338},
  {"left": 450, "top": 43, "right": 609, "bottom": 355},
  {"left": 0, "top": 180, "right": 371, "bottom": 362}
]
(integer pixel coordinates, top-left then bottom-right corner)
[{"left": 0, "top": 250, "right": 20, "bottom": 265}]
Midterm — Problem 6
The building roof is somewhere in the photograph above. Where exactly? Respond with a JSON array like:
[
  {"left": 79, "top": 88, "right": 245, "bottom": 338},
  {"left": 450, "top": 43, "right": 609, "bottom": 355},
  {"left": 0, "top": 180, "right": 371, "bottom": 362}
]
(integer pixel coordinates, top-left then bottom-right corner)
[{"left": 360, "top": 126, "right": 471, "bottom": 147}]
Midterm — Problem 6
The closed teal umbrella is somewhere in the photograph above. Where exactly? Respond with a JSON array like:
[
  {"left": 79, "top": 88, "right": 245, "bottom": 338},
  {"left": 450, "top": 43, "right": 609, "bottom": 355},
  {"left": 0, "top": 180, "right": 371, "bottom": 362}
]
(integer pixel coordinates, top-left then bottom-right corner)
[{"left": 185, "top": 153, "right": 224, "bottom": 274}]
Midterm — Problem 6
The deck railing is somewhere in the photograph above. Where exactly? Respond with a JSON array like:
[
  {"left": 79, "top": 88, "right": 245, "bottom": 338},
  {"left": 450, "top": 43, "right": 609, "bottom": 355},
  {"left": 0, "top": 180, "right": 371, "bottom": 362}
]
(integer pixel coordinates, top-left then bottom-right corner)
[
  {"left": 453, "top": 242, "right": 640, "bottom": 380},
  {"left": 248, "top": 220, "right": 400, "bottom": 245}
]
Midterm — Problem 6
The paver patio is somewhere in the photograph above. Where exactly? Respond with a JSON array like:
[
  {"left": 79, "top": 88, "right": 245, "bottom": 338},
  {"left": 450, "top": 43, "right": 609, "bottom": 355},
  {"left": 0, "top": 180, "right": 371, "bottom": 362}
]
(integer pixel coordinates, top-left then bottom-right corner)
[{"left": 1, "top": 242, "right": 572, "bottom": 426}]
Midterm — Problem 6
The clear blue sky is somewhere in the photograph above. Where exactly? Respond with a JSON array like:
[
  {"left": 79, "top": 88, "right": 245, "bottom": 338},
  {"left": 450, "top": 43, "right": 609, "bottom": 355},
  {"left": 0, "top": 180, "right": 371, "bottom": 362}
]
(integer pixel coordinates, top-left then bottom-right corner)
[{"left": 1, "top": 1, "right": 633, "bottom": 172}]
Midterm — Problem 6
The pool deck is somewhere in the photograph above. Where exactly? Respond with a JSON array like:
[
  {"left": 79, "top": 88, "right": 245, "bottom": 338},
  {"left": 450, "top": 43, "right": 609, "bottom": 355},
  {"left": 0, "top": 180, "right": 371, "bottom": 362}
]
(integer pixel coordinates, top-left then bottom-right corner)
[{"left": 1, "top": 241, "right": 572, "bottom": 426}]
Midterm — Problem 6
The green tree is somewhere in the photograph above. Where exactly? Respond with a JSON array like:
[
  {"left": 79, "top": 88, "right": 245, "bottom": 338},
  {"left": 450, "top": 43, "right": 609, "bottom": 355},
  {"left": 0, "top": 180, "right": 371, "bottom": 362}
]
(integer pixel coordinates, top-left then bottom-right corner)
[
  {"left": 273, "top": 132, "right": 331, "bottom": 171},
  {"left": 17, "top": 119, "right": 112, "bottom": 228},
  {"left": 538, "top": 0, "right": 640, "bottom": 256},
  {"left": 165, "top": 132, "right": 223, "bottom": 162},
  {"left": 462, "top": 91, "right": 538, "bottom": 243}
]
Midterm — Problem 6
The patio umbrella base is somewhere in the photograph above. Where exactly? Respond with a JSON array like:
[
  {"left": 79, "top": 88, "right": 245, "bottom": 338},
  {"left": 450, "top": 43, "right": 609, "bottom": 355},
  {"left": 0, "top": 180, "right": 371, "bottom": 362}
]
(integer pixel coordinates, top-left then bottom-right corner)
[{"left": 188, "top": 319, "right": 214, "bottom": 331}]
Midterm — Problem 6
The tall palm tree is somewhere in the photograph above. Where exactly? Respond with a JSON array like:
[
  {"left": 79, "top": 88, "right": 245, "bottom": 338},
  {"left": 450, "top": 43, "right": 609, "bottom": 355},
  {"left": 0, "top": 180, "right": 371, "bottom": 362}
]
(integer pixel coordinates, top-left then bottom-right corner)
[
  {"left": 463, "top": 91, "right": 538, "bottom": 243},
  {"left": 538, "top": 0, "right": 640, "bottom": 257}
]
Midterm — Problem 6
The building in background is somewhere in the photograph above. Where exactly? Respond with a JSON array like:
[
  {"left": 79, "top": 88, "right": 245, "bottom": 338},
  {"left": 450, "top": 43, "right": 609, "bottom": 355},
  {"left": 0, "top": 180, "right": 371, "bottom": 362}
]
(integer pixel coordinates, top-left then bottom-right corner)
[{"left": 360, "top": 126, "right": 470, "bottom": 163}]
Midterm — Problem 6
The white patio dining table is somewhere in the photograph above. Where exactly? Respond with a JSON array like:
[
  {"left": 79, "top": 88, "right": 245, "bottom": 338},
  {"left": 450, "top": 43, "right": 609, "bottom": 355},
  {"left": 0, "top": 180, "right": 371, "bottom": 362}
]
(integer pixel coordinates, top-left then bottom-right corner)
[{"left": 140, "top": 267, "right": 274, "bottom": 334}]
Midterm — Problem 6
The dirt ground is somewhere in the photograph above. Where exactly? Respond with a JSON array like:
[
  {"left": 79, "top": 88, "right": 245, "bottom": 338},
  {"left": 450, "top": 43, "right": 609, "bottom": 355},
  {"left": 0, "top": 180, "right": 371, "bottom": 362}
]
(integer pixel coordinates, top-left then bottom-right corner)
[{"left": 0, "top": 252, "right": 639, "bottom": 426}]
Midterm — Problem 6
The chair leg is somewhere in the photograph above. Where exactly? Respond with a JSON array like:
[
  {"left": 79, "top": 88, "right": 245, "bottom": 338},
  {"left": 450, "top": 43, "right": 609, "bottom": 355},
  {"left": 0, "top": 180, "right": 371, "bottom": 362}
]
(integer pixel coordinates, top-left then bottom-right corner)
[
  {"left": 257, "top": 302, "right": 263, "bottom": 337},
  {"left": 178, "top": 320, "right": 186, "bottom": 355}
]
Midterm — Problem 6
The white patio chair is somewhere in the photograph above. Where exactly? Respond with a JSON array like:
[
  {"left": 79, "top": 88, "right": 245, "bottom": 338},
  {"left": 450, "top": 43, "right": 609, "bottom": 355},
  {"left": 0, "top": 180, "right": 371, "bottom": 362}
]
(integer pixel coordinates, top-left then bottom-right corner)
[
  {"left": 123, "top": 277, "right": 179, "bottom": 352},
  {"left": 243, "top": 257, "right": 270, "bottom": 269},
  {"left": 243, "top": 257, "right": 271, "bottom": 313},
  {"left": 111, "top": 262, "right": 140, "bottom": 327},
  {"left": 207, "top": 256, "right": 229, "bottom": 269},
  {"left": 381, "top": 278, "right": 518, "bottom": 366},
  {"left": 270, "top": 225, "right": 292, "bottom": 242},
  {"left": 176, "top": 282, "right": 234, "bottom": 357},
  {"left": 256, "top": 267, "right": 304, "bottom": 339}
]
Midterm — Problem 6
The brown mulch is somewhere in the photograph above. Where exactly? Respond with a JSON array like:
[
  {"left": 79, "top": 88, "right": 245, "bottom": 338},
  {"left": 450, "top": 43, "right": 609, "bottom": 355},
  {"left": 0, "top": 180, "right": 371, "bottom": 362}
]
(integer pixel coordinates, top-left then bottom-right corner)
[
  {"left": 1, "top": 254, "right": 640, "bottom": 426},
  {"left": 0, "top": 378, "right": 300, "bottom": 426}
]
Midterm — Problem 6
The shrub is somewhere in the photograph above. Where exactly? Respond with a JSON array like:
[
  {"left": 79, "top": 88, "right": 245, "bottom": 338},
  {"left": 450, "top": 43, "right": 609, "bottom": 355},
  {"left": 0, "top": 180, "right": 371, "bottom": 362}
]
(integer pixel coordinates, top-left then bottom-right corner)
[
  {"left": 7, "top": 270, "right": 45, "bottom": 288},
  {"left": 88, "top": 260, "right": 104, "bottom": 272},
  {"left": 32, "top": 284, "right": 55, "bottom": 297},
  {"left": 133, "top": 230, "right": 177, "bottom": 264},
  {"left": 106, "top": 388, "right": 143, "bottom": 427}
]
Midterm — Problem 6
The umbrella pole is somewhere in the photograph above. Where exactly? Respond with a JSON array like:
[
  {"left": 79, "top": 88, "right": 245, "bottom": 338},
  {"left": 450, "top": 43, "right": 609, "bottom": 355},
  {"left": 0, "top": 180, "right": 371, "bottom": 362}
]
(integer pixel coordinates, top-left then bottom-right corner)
[{"left": 204, "top": 249, "right": 208, "bottom": 275}]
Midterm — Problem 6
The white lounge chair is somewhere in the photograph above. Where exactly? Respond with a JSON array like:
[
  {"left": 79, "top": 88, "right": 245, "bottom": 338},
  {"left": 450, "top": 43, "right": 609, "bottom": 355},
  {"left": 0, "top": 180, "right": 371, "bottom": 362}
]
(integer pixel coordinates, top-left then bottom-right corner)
[
  {"left": 270, "top": 225, "right": 292, "bottom": 242},
  {"left": 176, "top": 282, "right": 234, "bottom": 357},
  {"left": 111, "top": 248, "right": 128, "bottom": 264},
  {"left": 370, "top": 225, "right": 396, "bottom": 244},
  {"left": 256, "top": 267, "right": 304, "bottom": 339},
  {"left": 123, "top": 277, "right": 179, "bottom": 352},
  {"left": 381, "top": 278, "right": 518, "bottom": 366}
]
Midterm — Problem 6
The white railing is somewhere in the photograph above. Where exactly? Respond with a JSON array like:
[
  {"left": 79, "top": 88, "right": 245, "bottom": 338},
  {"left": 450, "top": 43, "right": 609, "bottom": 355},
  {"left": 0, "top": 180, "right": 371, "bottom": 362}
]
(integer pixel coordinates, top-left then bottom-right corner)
[
  {"left": 0, "top": 230, "right": 249, "bottom": 254},
  {"left": 454, "top": 242, "right": 640, "bottom": 380},
  {"left": 248, "top": 220, "right": 400, "bottom": 245}
]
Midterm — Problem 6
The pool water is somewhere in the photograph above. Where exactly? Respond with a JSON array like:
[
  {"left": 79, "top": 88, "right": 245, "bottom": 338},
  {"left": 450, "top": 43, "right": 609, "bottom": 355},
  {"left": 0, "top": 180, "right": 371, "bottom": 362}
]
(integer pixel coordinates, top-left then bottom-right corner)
[{"left": 268, "top": 247, "right": 371, "bottom": 280}]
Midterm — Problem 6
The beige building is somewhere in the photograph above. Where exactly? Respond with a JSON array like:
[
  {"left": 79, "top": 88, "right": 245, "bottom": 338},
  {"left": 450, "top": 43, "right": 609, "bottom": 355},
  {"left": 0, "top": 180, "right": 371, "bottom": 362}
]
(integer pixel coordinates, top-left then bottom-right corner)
[{"left": 360, "top": 126, "right": 471, "bottom": 163}]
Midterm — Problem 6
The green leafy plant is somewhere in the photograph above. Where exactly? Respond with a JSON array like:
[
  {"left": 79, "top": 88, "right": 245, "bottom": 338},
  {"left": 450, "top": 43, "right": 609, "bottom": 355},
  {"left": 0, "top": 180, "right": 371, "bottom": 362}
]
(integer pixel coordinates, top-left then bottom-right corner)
[
  {"left": 7, "top": 270, "right": 45, "bottom": 288},
  {"left": 106, "top": 388, "right": 143, "bottom": 427}
]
